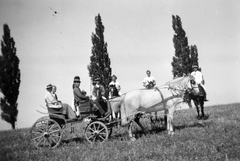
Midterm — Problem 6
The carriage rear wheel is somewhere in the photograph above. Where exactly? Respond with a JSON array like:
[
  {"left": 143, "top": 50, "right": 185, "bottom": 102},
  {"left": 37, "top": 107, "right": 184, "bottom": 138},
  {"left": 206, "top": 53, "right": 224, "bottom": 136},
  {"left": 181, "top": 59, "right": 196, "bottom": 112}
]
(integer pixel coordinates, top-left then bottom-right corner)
[
  {"left": 85, "top": 121, "right": 109, "bottom": 144},
  {"left": 30, "top": 117, "right": 63, "bottom": 148}
]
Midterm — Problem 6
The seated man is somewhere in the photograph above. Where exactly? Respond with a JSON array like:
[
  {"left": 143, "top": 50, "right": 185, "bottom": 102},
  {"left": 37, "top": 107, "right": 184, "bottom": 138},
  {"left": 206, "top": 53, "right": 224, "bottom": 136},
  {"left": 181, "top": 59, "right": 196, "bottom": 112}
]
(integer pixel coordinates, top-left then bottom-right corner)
[
  {"left": 92, "top": 78, "right": 111, "bottom": 116},
  {"left": 44, "top": 84, "right": 76, "bottom": 119},
  {"left": 73, "top": 76, "right": 109, "bottom": 117}
]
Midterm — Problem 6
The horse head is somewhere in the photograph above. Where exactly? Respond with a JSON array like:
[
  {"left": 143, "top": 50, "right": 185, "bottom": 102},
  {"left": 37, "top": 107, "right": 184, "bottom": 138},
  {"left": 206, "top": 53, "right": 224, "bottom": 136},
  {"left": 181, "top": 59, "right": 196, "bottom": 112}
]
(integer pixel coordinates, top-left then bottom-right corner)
[
  {"left": 146, "top": 81, "right": 154, "bottom": 89},
  {"left": 109, "top": 84, "right": 119, "bottom": 97}
]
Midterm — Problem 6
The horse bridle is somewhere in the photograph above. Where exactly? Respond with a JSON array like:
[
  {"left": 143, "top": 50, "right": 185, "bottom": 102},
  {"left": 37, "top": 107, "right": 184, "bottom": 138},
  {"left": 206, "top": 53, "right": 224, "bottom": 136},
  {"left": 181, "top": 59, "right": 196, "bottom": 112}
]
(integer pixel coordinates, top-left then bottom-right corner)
[{"left": 167, "top": 77, "right": 194, "bottom": 102}]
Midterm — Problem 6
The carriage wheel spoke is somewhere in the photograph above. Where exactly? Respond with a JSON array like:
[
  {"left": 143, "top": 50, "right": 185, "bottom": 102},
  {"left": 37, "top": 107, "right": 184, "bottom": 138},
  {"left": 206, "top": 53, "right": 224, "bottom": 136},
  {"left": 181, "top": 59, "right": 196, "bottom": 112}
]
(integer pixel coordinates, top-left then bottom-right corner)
[
  {"left": 96, "top": 124, "right": 100, "bottom": 131},
  {"left": 87, "top": 133, "right": 95, "bottom": 140},
  {"left": 48, "top": 124, "right": 55, "bottom": 131},
  {"left": 98, "top": 128, "right": 105, "bottom": 133},
  {"left": 32, "top": 134, "right": 44, "bottom": 141},
  {"left": 87, "top": 127, "right": 95, "bottom": 133},
  {"left": 32, "top": 130, "right": 43, "bottom": 134},
  {"left": 94, "top": 124, "right": 98, "bottom": 131},
  {"left": 98, "top": 134, "right": 105, "bottom": 141},
  {"left": 98, "top": 132, "right": 107, "bottom": 136},
  {"left": 92, "top": 135, "right": 97, "bottom": 142},
  {"left": 49, "top": 129, "right": 61, "bottom": 134},
  {"left": 36, "top": 136, "right": 44, "bottom": 146},
  {"left": 49, "top": 136, "right": 58, "bottom": 145}
]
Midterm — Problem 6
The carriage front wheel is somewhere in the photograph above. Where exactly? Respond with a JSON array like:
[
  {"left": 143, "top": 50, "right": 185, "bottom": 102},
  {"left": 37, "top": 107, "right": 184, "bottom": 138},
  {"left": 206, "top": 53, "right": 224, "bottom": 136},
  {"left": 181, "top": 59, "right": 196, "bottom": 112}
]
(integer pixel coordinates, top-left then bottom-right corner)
[
  {"left": 85, "top": 121, "right": 109, "bottom": 144},
  {"left": 30, "top": 117, "right": 63, "bottom": 148}
]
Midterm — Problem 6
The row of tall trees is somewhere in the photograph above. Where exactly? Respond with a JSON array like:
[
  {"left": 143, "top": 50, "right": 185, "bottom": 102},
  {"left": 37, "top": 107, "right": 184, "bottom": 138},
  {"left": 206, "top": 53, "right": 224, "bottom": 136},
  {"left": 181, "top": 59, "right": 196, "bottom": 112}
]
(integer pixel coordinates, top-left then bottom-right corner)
[
  {"left": 0, "top": 13, "right": 200, "bottom": 129},
  {"left": 171, "top": 15, "right": 200, "bottom": 78}
]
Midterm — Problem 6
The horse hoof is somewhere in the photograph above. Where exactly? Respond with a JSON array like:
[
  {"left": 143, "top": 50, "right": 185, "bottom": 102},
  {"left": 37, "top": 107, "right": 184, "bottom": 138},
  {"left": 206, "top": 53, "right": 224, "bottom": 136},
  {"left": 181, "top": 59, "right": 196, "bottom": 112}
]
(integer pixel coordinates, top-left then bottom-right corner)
[
  {"left": 168, "top": 131, "right": 174, "bottom": 135},
  {"left": 130, "top": 137, "right": 136, "bottom": 141}
]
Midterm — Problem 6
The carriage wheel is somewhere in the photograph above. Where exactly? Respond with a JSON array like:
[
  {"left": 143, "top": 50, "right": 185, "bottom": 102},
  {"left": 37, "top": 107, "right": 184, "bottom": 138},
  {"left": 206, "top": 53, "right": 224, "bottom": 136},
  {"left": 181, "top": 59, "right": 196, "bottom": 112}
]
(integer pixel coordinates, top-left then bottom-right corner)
[
  {"left": 30, "top": 118, "right": 63, "bottom": 148},
  {"left": 85, "top": 121, "right": 109, "bottom": 144}
]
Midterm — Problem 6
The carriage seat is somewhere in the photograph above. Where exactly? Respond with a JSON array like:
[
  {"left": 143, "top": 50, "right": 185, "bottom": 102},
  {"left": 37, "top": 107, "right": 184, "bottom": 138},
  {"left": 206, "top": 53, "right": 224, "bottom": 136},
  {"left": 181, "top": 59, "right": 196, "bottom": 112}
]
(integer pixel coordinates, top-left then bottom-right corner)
[
  {"left": 46, "top": 104, "right": 65, "bottom": 120},
  {"left": 75, "top": 101, "right": 95, "bottom": 118}
]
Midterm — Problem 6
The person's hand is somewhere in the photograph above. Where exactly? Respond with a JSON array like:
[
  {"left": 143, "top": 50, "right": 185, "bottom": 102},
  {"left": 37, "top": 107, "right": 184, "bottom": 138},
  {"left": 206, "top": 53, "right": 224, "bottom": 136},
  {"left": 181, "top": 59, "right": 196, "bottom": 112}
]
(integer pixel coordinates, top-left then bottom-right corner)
[{"left": 89, "top": 95, "right": 92, "bottom": 100}]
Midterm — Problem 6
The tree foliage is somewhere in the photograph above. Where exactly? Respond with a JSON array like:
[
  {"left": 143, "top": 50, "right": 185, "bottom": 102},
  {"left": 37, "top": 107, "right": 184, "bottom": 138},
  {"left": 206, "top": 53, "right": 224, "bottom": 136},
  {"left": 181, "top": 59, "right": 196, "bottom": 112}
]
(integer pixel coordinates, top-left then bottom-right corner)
[
  {"left": 0, "top": 24, "right": 21, "bottom": 129},
  {"left": 171, "top": 15, "right": 200, "bottom": 78},
  {"left": 87, "top": 14, "right": 112, "bottom": 98}
]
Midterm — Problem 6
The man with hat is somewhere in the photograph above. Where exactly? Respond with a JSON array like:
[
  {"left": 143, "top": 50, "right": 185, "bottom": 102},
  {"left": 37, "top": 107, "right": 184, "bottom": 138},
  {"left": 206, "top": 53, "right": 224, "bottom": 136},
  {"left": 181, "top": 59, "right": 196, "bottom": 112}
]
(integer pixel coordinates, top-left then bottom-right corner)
[
  {"left": 44, "top": 84, "right": 76, "bottom": 119},
  {"left": 73, "top": 76, "right": 108, "bottom": 117},
  {"left": 191, "top": 65, "right": 208, "bottom": 101},
  {"left": 92, "top": 77, "right": 106, "bottom": 99},
  {"left": 72, "top": 76, "right": 90, "bottom": 104},
  {"left": 92, "top": 77, "right": 111, "bottom": 117},
  {"left": 143, "top": 70, "right": 156, "bottom": 89}
]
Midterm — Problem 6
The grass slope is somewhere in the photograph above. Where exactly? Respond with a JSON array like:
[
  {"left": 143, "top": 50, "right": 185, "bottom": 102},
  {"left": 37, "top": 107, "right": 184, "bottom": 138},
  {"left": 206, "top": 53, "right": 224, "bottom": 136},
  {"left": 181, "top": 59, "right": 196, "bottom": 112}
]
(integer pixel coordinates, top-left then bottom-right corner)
[{"left": 0, "top": 103, "right": 240, "bottom": 161}]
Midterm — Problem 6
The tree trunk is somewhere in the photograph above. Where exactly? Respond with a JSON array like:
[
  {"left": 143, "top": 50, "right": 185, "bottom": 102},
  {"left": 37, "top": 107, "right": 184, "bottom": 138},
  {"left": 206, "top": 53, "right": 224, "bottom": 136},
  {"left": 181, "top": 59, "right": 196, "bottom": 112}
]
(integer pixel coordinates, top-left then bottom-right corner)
[{"left": 11, "top": 121, "right": 15, "bottom": 129}]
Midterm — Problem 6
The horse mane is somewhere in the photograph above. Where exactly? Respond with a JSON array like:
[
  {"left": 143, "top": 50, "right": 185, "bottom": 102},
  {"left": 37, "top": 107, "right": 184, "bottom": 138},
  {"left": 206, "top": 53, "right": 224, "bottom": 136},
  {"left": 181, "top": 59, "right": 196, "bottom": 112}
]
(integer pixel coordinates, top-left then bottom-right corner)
[{"left": 165, "top": 76, "right": 188, "bottom": 89}]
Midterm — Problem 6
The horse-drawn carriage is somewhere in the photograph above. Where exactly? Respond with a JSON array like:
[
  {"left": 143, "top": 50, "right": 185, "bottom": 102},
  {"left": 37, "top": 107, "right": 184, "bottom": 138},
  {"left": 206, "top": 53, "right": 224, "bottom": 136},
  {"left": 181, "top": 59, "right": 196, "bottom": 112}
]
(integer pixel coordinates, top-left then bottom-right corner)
[
  {"left": 30, "top": 76, "right": 205, "bottom": 148},
  {"left": 29, "top": 100, "right": 117, "bottom": 148}
]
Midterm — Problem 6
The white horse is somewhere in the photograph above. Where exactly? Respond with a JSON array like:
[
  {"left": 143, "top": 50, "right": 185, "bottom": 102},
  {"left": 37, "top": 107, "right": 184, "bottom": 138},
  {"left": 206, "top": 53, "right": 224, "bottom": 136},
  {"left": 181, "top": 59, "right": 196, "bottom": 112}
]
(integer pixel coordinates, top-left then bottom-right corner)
[
  {"left": 108, "top": 94, "right": 125, "bottom": 122},
  {"left": 119, "top": 76, "right": 192, "bottom": 141}
]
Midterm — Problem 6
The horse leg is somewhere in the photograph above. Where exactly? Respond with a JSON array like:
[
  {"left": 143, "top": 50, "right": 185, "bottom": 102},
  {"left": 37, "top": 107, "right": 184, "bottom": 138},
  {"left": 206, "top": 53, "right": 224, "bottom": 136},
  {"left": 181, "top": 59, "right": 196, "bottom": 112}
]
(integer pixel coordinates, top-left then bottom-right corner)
[
  {"left": 194, "top": 101, "right": 200, "bottom": 119},
  {"left": 200, "top": 98, "right": 205, "bottom": 118},
  {"left": 128, "top": 121, "right": 136, "bottom": 141},
  {"left": 134, "top": 114, "right": 146, "bottom": 133},
  {"left": 167, "top": 114, "right": 174, "bottom": 135}
]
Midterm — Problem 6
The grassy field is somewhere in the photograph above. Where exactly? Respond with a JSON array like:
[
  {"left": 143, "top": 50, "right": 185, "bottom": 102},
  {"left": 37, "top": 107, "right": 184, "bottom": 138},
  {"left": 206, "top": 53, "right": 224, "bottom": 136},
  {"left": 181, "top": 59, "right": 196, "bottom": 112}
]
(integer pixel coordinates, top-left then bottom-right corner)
[{"left": 1, "top": 103, "right": 240, "bottom": 161}]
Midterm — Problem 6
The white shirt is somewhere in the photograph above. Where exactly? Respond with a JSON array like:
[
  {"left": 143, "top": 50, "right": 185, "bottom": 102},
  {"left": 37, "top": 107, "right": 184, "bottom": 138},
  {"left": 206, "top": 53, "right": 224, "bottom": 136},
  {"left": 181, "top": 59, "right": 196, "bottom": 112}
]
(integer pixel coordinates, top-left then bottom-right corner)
[
  {"left": 109, "top": 81, "right": 121, "bottom": 91},
  {"left": 143, "top": 76, "right": 156, "bottom": 88},
  {"left": 191, "top": 71, "right": 204, "bottom": 84},
  {"left": 44, "top": 91, "right": 61, "bottom": 108}
]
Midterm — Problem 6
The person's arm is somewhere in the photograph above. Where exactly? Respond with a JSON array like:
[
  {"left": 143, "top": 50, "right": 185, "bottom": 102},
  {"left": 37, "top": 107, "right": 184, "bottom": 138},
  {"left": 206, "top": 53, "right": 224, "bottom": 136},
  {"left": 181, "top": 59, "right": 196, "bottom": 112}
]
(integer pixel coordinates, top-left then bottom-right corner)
[
  {"left": 153, "top": 77, "right": 156, "bottom": 86},
  {"left": 143, "top": 78, "right": 146, "bottom": 87},
  {"left": 45, "top": 93, "right": 62, "bottom": 108},
  {"left": 74, "top": 88, "right": 89, "bottom": 100},
  {"left": 201, "top": 73, "right": 205, "bottom": 85},
  {"left": 101, "top": 85, "right": 105, "bottom": 96},
  {"left": 92, "top": 86, "right": 96, "bottom": 97},
  {"left": 117, "top": 82, "right": 121, "bottom": 92}
]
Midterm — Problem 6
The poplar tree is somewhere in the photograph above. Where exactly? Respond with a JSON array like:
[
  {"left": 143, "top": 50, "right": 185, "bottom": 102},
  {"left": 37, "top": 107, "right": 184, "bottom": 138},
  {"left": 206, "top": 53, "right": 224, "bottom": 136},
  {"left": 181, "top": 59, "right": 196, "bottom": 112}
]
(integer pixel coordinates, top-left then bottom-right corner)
[
  {"left": 171, "top": 15, "right": 191, "bottom": 77},
  {"left": 190, "top": 45, "right": 199, "bottom": 68},
  {"left": 0, "top": 24, "right": 21, "bottom": 129},
  {"left": 87, "top": 14, "right": 112, "bottom": 98}
]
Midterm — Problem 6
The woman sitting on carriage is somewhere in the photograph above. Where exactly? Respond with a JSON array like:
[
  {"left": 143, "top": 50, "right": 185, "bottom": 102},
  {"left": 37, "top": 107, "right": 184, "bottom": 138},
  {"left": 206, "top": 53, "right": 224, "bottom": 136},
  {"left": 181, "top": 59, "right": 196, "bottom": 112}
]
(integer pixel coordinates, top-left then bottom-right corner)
[{"left": 44, "top": 84, "right": 77, "bottom": 120}]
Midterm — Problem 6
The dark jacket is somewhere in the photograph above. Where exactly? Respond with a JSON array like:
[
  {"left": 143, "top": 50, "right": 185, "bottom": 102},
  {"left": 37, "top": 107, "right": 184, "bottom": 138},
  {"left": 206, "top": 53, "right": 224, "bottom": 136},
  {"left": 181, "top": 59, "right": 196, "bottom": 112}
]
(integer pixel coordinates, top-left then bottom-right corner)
[
  {"left": 73, "top": 85, "right": 89, "bottom": 105},
  {"left": 92, "top": 85, "right": 105, "bottom": 98}
]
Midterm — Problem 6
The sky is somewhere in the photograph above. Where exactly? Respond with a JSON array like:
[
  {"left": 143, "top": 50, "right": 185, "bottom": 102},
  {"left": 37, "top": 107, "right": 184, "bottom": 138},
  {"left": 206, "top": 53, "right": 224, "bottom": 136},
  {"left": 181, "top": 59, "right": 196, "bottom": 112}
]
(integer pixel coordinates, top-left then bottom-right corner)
[{"left": 0, "top": 0, "right": 239, "bottom": 130}]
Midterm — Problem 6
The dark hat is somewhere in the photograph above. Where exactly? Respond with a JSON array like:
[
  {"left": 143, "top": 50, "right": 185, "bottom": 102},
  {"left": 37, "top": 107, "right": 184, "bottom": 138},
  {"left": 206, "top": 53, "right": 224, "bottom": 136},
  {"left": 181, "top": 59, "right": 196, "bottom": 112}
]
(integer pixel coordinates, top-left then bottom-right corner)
[
  {"left": 73, "top": 76, "right": 81, "bottom": 83},
  {"left": 46, "top": 84, "right": 52, "bottom": 89},
  {"left": 112, "top": 75, "right": 117, "bottom": 79}
]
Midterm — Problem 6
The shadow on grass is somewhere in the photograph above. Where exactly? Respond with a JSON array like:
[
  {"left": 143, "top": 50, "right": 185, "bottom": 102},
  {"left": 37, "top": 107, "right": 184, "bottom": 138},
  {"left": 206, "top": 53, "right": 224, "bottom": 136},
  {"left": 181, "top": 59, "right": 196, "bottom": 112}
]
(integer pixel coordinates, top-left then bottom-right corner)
[
  {"left": 195, "top": 114, "right": 210, "bottom": 120},
  {"left": 61, "top": 136, "right": 85, "bottom": 144}
]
